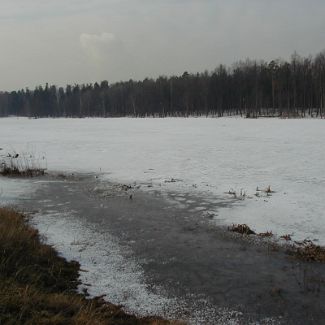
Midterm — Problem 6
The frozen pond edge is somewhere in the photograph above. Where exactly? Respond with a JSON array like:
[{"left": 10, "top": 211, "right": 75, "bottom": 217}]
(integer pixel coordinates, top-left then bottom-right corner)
[{"left": 2, "top": 173, "right": 325, "bottom": 324}]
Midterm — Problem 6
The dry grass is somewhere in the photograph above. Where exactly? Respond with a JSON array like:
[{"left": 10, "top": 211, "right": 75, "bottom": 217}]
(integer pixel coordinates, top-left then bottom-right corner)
[
  {"left": 258, "top": 231, "right": 273, "bottom": 238},
  {"left": 0, "top": 152, "right": 46, "bottom": 177},
  {"left": 228, "top": 224, "right": 256, "bottom": 235},
  {"left": 0, "top": 208, "right": 184, "bottom": 325},
  {"left": 280, "top": 234, "right": 292, "bottom": 241},
  {"left": 227, "top": 221, "right": 325, "bottom": 265},
  {"left": 292, "top": 240, "right": 325, "bottom": 263},
  {"left": 0, "top": 166, "right": 45, "bottom": 177}
]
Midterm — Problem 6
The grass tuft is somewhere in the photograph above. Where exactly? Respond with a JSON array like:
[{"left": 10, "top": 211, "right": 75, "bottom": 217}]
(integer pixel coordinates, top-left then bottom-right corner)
[
  {"left": 0, "top": 151, "right": 46, "bottom": 177},
  {"left": 292, "top": 240, "right": 325, "bottom": 263},
  {"left": 280, "top": 234, "right": 292, "bottom": 241},
  {"left": 258, "top": 231, "right": 273, "bottom": 238},
  {"left": 228, "top": 224, "right": 256, "bottom": 235}
]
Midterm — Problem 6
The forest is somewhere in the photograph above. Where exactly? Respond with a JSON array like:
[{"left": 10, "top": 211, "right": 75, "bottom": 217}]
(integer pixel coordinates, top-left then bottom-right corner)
[{"left": 1, "top": 51, "right": 325, "bottom": 118}]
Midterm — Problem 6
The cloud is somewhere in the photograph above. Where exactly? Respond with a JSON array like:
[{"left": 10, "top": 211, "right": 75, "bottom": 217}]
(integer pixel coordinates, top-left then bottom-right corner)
[
  {"left": 0, "top": 0, "right": 112, "bottom": 21},
  {"left": 1, "top": 0, "right": 325, "bottom": 90},
  {"left": 78, "top": 32, "right": 133, "bottom": 83},
  {"left": 80, "top": 32, "right": 117, "bottom": 62},
  {"left": 80, "top": 32, "right": 116, "bottom": 47}
]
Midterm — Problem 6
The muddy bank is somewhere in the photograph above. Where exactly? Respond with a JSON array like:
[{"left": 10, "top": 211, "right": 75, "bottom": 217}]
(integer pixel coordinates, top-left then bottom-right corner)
[{"left": 9, "top": 174, "right": 325, "bottom": 325}]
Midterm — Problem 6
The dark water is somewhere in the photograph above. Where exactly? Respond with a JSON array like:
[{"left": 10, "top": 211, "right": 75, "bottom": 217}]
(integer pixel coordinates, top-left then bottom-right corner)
[{"left": 13, "top": 174, "right": 325, "bottom": 325}]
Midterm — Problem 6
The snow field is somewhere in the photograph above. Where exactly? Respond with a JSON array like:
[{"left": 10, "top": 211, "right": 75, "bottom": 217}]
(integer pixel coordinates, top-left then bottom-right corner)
[{"left": 0, "top": 117, "right": 324, "bottom": 243}]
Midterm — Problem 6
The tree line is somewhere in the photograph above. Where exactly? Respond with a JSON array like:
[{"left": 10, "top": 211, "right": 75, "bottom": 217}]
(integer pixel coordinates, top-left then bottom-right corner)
[{"left": 1, "top": 51, "right": 325, "bottom": 118}]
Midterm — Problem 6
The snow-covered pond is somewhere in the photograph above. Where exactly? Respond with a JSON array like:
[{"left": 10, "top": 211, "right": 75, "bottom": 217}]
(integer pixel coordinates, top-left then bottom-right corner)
[{"left": 0, "top": 117, "right": 324, "bottom": 244}]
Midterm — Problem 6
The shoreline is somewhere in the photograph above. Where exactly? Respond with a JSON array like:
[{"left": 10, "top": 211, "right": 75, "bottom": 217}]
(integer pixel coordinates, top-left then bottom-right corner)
[
  {"left": 0, "top": 207, "right": 179, "bottom": 325},
  {"left": 2, "top": 173, "right": 325, "bottom": 324}
]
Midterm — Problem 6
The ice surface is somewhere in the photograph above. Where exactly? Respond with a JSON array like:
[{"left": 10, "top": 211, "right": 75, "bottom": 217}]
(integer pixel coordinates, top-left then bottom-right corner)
[
  {"left": 0, "top": 177, "right": 36, "bottom": 206},
  {"left": 30, "top": 211, "right": 177, "bottom": 317},
  {"left": 0, "top": 117, "right": 324, "bottom": 244},
  {"left": 30, "top": 209, "right": 257, "bottom": 325}
]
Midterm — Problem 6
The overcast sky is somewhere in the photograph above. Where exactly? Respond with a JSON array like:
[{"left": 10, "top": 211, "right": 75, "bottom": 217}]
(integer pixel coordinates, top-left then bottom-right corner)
[{"left": 1, "top": 0, "right": 325, "bottom": 90}]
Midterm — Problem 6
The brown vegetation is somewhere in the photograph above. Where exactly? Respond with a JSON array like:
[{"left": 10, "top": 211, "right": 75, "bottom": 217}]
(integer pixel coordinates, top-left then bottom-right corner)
[
  {"left": 0, "top": 165, "right": 45, "bottom": 177},
  {"left": 0, "top": 208, "right": 183, "bottom": 325},
  {"left": 280, "top": 234, "right": 292, "bottom": 241},
  {"left": 291, "top": 240, "right": 325, "bottom": 263},
  {"left": 258, "top": 231, "right": 273, "bottom": 238},
  {"left": 0, "top": 153, "right": 46, "bottom": 177},
  {"left": 228, "top": 224, "right": 256, "bottom": 235}
]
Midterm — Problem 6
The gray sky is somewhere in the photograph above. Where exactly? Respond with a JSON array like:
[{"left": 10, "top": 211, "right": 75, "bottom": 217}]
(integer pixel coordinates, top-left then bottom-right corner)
[{"left": 1, "top": 0, "right": 325, "bottom": 91}]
